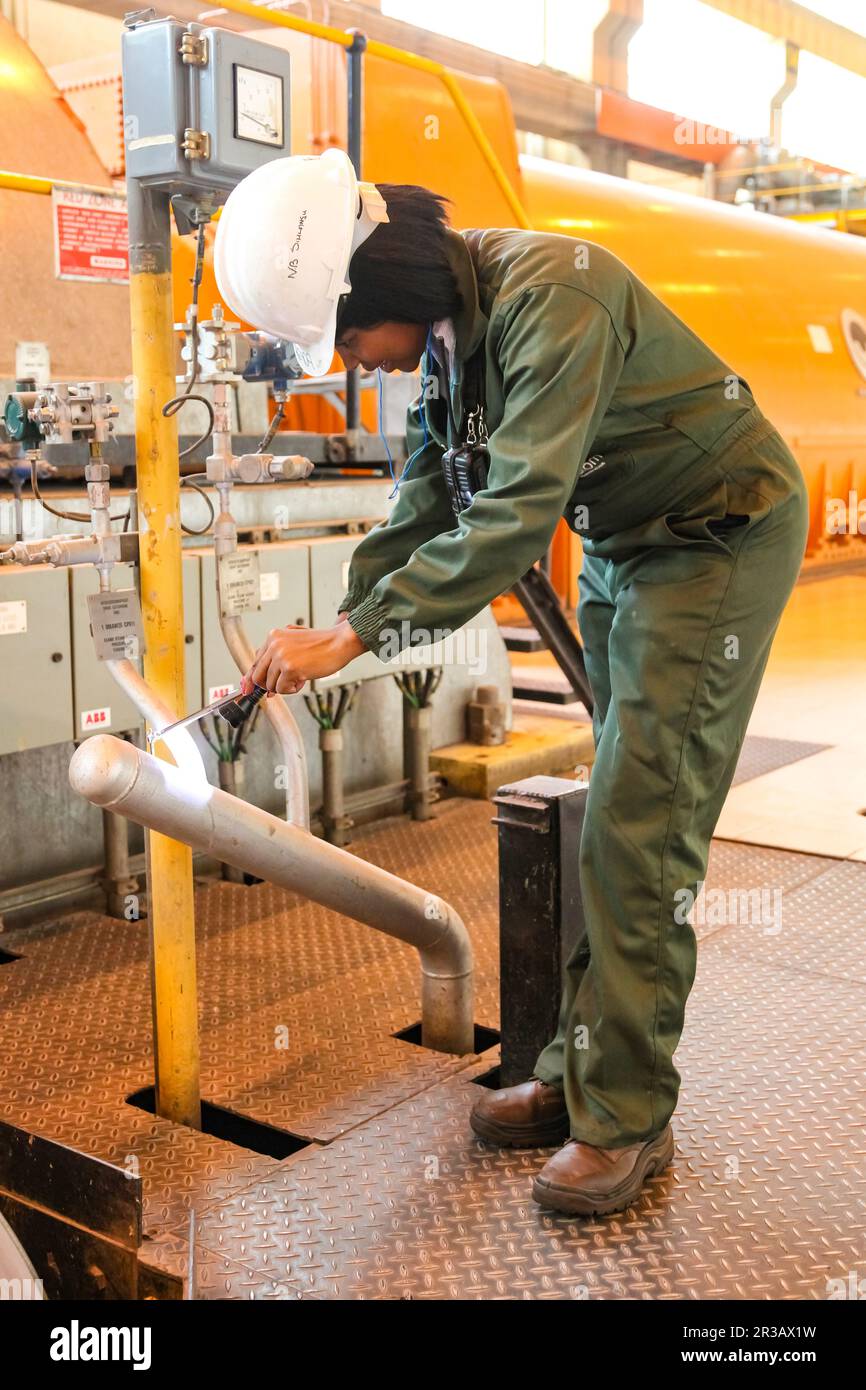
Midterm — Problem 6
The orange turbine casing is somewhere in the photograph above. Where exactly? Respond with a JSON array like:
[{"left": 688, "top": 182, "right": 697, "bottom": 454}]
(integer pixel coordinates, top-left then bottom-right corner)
[{"left": 175, "top": 47, "right": 866, "bottom": 563}]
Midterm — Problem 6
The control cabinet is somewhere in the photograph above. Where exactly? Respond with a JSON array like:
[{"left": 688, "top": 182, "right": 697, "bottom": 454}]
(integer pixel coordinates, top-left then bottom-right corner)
[
  {"left": 0, "top": 565, "right": 73, "bottom": 755},
  {"left": 198, "top": 540, "right": 310, "bottom": 703},
  {"left": 70, "top": 559, "right": 202, "bottom": 737}
]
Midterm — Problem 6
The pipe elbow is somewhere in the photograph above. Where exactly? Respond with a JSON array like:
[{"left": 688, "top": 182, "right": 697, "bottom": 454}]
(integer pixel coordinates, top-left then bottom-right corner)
[{"left": 418, "top": 901, "right": 474, "bottom": 980}]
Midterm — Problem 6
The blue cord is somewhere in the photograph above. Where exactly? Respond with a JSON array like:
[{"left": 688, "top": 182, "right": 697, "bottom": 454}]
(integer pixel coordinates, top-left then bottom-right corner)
[
  {"left": 377, "top": 367, "right": 398, "bottom": 497},
  {"left": 380, "top": 325, "right": 434, "bottom": 500}
]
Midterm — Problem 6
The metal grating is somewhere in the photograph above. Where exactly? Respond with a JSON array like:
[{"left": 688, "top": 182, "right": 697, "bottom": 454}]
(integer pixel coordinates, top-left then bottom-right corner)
[
  {"left": 2, "top": 798, "right": 866, "bottom": 1299},
  {"left": 149, "top": 934, "right": 866, "bottom": 1301}
]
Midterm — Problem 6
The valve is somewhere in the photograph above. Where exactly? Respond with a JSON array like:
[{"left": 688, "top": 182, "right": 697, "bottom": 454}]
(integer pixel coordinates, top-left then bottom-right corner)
[
  {"left": 175, "top": 302, "right": 240, "bottom": 382},
  {"left": 3, "top": 384, "right": 42, "bottom": 451},
  {"left": 241, "top": 333, "right": 302, "bottom": 393},
  {"left": 3, "top": 382, "right": 118, "bottom": 447},
  {"left": 0, "top": 531, "right": 136, "bottom": 568},
  {"left": 207, "top": 450, "right": 313, "bottom": 485}
]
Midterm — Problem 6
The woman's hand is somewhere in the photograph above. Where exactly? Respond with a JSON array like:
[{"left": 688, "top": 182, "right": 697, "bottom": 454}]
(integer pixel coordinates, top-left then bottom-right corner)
[{"left": 241, "top": 619, "right": 366, "bottom": 697}]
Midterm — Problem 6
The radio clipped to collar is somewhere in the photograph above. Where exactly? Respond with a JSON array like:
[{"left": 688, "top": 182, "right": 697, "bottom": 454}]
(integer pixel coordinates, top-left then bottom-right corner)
[{"left": 441, "top": 348, "right": 490, "bottom": 516}]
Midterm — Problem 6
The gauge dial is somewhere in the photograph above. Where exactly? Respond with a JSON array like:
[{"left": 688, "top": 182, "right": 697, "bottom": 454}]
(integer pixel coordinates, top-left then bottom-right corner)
[{"left": 234, "top": 65, "right": 284, "bottom": 147}]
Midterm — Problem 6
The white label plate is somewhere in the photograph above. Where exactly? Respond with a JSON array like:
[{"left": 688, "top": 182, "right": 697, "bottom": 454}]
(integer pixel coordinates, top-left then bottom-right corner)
[
  {"left": 86, "top": 589, "right": 145, "bottom": 660},
  {"left": 260, "top": 570, "right": 280, "bottom": 603},
  {"left": 0, "top": 600, "right": 27, "bottom": 635},
  {"left": 218, "top": 551, "right": 261, "bottom": 618},
  {"left": 14, "top": 342, "right": 50, "bottom": 385}
]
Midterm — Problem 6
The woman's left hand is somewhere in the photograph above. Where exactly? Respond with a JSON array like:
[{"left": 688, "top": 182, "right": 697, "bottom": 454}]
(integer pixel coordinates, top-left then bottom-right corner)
[{"left": 242, "top": 622, "right": 366, "bottom": 697}]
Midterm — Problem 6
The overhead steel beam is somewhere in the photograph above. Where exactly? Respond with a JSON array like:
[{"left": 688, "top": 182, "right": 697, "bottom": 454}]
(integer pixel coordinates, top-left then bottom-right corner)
[
  {"left": 50, "top": 0, "right": 599, "bottom": 143},
  {"left": 770, "top": 38, "right": 800, "bottom": 145},
  {"left": 45, "top": 0, "right": 866, "bottom": 123},
  {"left": 701, "top": 0, "right": 866, "bottom": 80},
  {"left": 593, "top": 0, "right": 644, "bottom": 93}
]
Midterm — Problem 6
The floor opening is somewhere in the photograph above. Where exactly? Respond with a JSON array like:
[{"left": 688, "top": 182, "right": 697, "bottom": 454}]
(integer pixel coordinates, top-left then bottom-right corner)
[
  {"left": 127, "top": 1087, "right": 311, "bottom": 1160},
  {"left": 393, "top": 1021, "right": 500, "bottom": 1053},
  {"left": 469, "top": 1064, "right": 501, "bottom": 1089}
]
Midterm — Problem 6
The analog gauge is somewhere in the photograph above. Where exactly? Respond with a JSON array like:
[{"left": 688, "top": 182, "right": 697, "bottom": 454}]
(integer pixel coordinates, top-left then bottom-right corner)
[{"left": 234, "top": 65, "right": 284, "bottom": 147}]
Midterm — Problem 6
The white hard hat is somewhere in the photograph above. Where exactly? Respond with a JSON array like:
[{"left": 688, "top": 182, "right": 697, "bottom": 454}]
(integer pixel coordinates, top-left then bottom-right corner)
[{"left": 214, "top": 148, "right": 389, "bottom": 376}]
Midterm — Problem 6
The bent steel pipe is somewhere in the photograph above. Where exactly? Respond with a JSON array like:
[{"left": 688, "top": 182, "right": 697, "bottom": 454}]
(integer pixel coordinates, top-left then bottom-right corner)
[
  {"left": 212, "top": 492, "right": 310, "bottom": 830},
  {"left": 218, "top": 612, "right": 311, "bottom": 830},
  {"left": 69, "top": 735, "right": 474, "bottom": 1055},
  {"left": 105, "top": 657, "right": 208, "bottom": 786}
]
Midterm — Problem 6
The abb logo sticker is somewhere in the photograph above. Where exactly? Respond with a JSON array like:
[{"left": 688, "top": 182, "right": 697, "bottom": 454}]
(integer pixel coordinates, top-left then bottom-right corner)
[{"left": 81, "top": 707, "right": 111, "bottom": 731}]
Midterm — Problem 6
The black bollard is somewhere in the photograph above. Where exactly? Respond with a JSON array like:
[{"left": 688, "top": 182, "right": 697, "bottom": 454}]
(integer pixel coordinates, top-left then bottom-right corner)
[{"left": 492, "top": 775, "right": 588, "bottom": 1088}]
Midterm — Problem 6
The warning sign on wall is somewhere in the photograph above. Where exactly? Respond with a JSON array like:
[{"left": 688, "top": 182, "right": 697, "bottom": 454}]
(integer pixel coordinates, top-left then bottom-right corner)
[{"left": 52, "top": 186, "right": 129, "bottom": 284}]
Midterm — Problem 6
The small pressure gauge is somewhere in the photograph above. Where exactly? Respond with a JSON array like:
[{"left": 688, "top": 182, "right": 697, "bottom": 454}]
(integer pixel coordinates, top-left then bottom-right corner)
[{"left": 234, "top": 64, "right": 284, "bottom": 147}]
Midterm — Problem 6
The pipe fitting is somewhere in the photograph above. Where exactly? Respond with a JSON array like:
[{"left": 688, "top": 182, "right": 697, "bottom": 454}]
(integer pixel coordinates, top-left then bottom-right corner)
[{"left": 0, "top": 532, "right": 138, "bottom": 567}]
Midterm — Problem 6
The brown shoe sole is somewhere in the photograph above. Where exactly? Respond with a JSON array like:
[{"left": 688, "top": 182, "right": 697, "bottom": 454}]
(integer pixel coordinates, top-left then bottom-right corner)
[
  {"left": 531, "top": 1126, "right": 674, "bottom": 1216},
  {"left": 470, "top": 1105, "right": 570, "bottom": 1149}
]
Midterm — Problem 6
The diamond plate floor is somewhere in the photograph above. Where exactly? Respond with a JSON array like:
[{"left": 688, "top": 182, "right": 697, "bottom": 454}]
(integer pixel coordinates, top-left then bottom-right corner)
[
  {"left": 731, "top": 734, "right": 831, "bottom": 786},
  {"left": 2, "top": 798, "right": 865, "bottom": 1300}
]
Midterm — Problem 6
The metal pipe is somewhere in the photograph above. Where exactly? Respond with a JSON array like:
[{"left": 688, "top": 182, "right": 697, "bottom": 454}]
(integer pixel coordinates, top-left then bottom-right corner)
[
  {"left": 0, "top": 533, "right": 140, "bottom": 567},
  {"left": 213, "top": 483, "right": 310, "bottom": 828},
  {"left": 70, "top": 736, "right": 475, "bottom": 1055},
  {"left": 320, "top": 726, "right": 350, "bottom": 846},
  {"left": 219, "top": 609, "right": 311, "bottom": 828},
  {"left": 217, "top": 760, "right": 246, "bottom": 882},
  {"left": 101, "top": 805, "right": 138, "bottom": 919},
  {"left": 126, "top": 172, "right": 201, "bottom": 1130},
  {"left": 405, "top": 704, "right": 434, "bottom": 822},
  {"left": 0, "top": 168, "right": 115, "bottom": 196},
  {"left": 343, "top": 29, "right": 366, "bottom": 452},
  {"left": 106, "top": 665, "right": 208, "bottom": 789}
]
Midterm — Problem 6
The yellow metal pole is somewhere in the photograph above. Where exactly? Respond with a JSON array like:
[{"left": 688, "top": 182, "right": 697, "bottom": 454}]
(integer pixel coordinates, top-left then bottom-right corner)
[
  {"left": 214, "top": 0, "right": 532, "bottom": 229},
  {"left": 204, "top": 0, "right": 353, "bottom": 48},
  {"left": 1, "top": 164, "right": 201, "bottom": 1125},
  {"left": 0, "top": 169, "right": 117, "bottom": 196},
  {"left": 128, "top": 184, "right": 201, "bottom": 1130}
]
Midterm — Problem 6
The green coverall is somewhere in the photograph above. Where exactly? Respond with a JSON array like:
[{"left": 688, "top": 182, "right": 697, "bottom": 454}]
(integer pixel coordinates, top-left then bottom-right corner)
[{"left": 340, "top": 227, "right": 809, "bottom": 1147}]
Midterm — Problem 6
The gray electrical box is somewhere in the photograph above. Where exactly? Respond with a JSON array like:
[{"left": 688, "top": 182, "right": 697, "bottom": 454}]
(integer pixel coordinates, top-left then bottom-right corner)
[
  {"left": 122, "top": 16, "right": 292, "bottom": 200},
  {"left": 309, "top": 535, "right": 388, "bottom": 689},
  {"left": 0, "top": 565, "right": 73, "bottom": 755},
  {"left": 71, "top": 558, "right": 202, "bottom": 738},
  {"left": 197, "top": 541, "right": 310, "bottom": 703}
]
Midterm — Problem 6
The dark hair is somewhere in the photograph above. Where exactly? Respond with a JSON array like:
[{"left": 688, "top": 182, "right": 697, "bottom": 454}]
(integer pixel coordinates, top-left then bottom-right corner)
[{"left": 336, "top": 184, "right": 462, "bottom": 335}]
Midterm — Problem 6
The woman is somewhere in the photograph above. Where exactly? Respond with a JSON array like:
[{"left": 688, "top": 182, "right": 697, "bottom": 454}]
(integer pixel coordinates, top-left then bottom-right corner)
[{"left": 221, "top": 152, "right": 808, "bottom": 1216}]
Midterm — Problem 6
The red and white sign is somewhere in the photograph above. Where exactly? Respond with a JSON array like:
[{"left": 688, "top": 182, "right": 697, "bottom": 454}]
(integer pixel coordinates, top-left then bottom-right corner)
[
  {"left": 81, "top": 706, "right": 111, "bottom": 731},
  {"left": 52, "top": 186, "right": 129, "bottom": 284}
]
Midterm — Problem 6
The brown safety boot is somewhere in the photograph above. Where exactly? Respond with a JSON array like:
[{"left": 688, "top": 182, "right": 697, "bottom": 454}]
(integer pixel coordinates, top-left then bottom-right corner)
[
  {"left": 470, "top": 1076, "right": 570, "bottom": 1148},
  {"left": 532, "top": 1126, "right": 674, "bottom": 1216}
]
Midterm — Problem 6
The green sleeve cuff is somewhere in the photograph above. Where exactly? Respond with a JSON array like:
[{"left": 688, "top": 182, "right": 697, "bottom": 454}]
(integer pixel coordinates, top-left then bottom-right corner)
[
  {"left": 347, "top": 592, "right": 395, "bottom": 658},
  {"left": 338, "top": 586, "right": 366, "bottom": 616}
]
